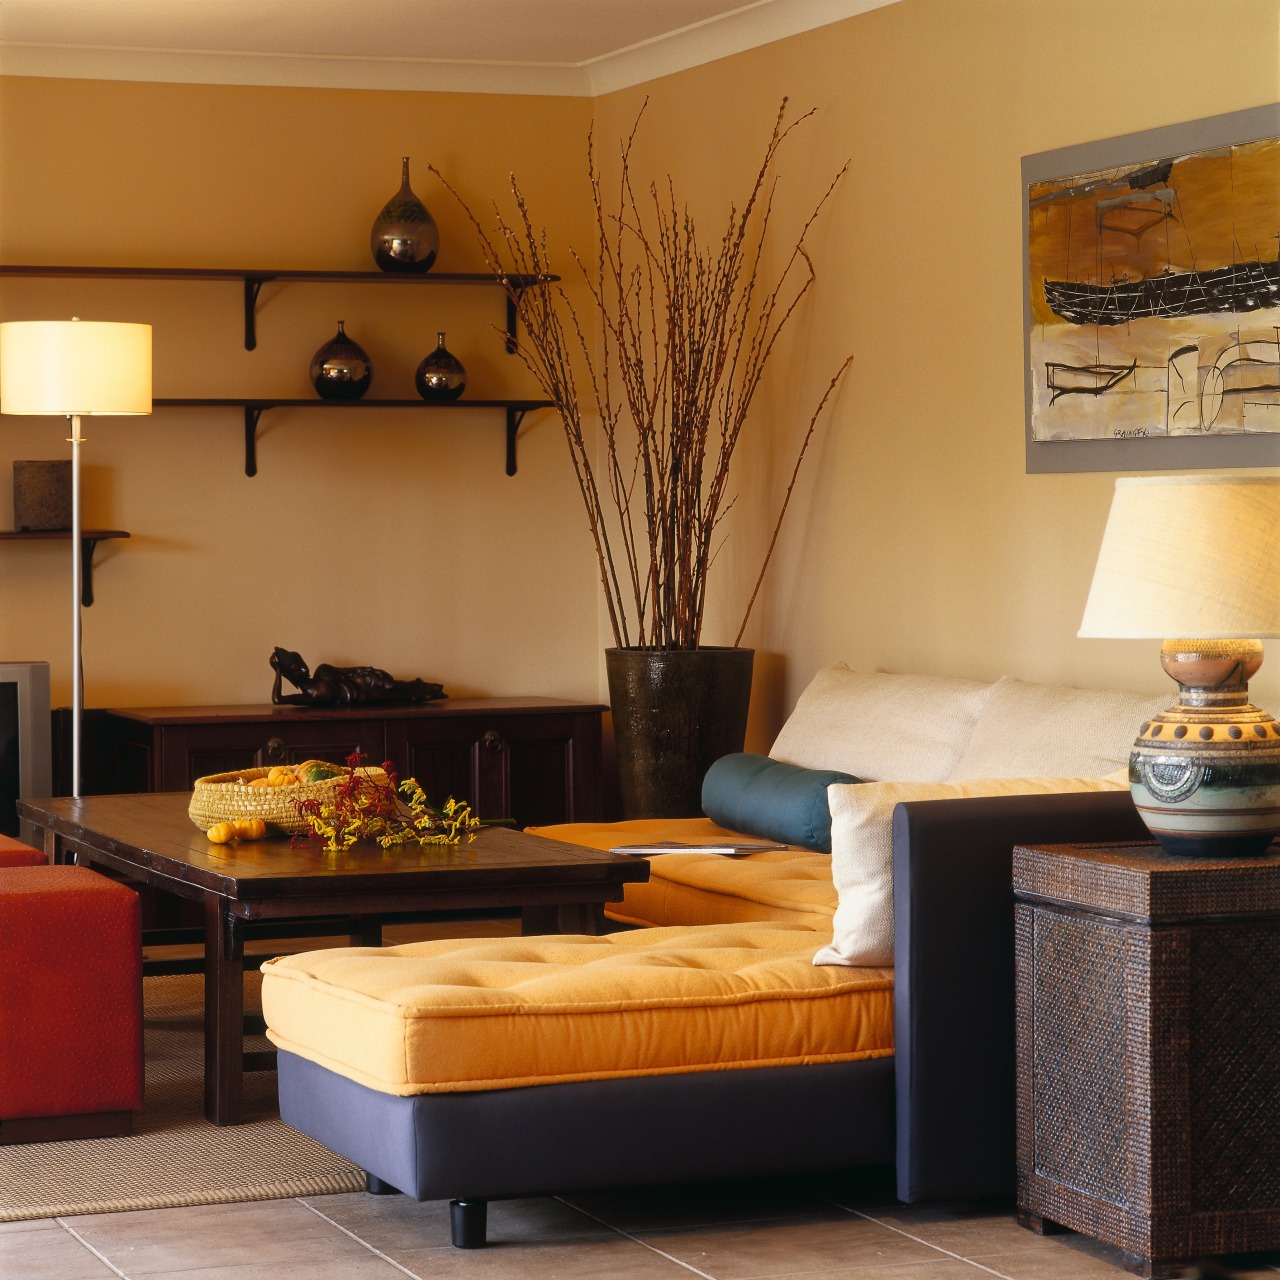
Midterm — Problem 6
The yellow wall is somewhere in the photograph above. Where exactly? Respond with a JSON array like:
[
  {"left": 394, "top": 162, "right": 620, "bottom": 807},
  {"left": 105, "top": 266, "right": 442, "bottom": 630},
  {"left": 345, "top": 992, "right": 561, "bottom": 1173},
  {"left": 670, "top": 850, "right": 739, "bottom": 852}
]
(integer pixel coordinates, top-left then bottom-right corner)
[
  {"left": 595, "top": 0, "right": 1280, "bottom": 733},
  {"left": 2, "top": 0, "right": 1279, "bottom": 738},
  {"left": 0, "top": 78, "right": 600, "bottom": 707}
]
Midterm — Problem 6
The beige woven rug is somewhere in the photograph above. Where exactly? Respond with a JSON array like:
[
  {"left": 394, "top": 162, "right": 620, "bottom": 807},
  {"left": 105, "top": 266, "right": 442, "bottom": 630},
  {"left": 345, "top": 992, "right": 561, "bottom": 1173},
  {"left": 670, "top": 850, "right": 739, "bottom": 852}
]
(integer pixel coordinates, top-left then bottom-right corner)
[{"left": 0, "top": 971, "right": 365, "bottom": 1220}]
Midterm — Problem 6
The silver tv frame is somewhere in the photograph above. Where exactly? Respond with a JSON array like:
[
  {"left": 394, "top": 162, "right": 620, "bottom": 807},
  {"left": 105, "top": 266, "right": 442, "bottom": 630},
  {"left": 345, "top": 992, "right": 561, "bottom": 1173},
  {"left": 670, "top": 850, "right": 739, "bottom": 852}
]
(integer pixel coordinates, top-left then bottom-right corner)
[{"left": 0, "top": 661, "right": 52, "bottom": 845}]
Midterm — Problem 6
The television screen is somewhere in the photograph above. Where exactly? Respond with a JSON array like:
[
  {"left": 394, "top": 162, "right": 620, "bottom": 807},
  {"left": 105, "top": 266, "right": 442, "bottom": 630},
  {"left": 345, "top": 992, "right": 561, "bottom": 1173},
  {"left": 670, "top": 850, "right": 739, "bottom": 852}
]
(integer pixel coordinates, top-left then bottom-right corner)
[
  {"left": 0, "top": 680, "right": 20, "bottom": 839},
  {"left": 0, "top": 680, "right": 19, "bottom": 836}
]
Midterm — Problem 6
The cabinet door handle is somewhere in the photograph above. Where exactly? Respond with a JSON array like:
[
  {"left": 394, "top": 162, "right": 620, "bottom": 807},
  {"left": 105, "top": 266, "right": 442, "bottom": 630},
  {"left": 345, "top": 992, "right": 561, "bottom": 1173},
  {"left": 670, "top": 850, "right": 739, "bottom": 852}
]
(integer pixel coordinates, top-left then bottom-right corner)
[
  {"left": 265, "top": 736, "right": 287, "bottom": 762},
  {"left": 481, "top": 730, "right": 503, "bottom": 752}
]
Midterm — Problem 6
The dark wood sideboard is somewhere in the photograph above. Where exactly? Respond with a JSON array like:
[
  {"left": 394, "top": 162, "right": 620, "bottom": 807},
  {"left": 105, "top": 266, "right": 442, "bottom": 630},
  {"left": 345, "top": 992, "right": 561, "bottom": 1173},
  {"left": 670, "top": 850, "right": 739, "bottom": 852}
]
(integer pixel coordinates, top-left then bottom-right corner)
[{"left": 77, "top": 698, "right": 605, "bottom": 829}]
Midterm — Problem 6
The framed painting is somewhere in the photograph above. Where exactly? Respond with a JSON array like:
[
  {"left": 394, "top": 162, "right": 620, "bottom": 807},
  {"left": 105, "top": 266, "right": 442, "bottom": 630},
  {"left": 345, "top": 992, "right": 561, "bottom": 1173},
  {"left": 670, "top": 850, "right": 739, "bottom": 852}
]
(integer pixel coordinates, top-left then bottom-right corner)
[{"left": 1023, "top": 103, "right": 1280, "bottom": 473}]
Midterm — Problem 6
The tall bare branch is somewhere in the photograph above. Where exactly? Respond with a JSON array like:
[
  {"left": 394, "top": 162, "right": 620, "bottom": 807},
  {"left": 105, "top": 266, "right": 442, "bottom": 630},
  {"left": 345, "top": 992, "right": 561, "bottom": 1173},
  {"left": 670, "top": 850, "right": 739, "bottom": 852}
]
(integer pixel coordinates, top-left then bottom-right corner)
[{"left": 430, "top": 100, "right": 850, "bottom": 650}]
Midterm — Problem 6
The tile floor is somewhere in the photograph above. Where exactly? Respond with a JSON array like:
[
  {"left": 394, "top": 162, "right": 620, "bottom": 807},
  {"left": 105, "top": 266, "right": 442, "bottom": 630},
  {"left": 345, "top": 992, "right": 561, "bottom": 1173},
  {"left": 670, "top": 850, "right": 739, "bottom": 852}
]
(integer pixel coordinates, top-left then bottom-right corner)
[{"left": 5, "top": 1169, "right": 1280, "bottom": 1280}]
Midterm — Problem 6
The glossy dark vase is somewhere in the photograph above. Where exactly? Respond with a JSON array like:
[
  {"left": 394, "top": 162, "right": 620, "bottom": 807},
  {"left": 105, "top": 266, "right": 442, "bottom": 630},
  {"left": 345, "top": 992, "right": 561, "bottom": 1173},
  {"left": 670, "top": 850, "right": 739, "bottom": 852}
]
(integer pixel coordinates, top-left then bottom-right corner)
[
  {"left": 309, "top": 321, "right": 372, "bottom": 400},
  {"left": 606, "top": 647, "right": 754, "bottom": 819},
  {"left": 371, "top": 156, "right": 439, "bottom": 273},
  {"left": 415, "top": 331, "right": 466, "bottom": 401}
]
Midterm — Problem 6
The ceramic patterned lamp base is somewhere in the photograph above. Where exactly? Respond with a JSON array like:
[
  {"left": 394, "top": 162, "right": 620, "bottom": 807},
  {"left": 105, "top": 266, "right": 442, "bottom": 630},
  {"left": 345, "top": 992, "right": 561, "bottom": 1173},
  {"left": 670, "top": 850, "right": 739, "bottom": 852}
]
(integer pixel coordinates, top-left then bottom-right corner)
[{"left": 1129, "top": 639, "right": 1280, "bottom": 857}]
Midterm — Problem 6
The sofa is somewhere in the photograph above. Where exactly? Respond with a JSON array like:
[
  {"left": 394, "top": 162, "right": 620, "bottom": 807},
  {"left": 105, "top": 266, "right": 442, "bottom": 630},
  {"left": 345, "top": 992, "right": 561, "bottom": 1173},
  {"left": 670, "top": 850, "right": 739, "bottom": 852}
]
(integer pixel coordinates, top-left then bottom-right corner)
[{"left": 263, "top": 666, "right": 1168, "bottom": 1246}]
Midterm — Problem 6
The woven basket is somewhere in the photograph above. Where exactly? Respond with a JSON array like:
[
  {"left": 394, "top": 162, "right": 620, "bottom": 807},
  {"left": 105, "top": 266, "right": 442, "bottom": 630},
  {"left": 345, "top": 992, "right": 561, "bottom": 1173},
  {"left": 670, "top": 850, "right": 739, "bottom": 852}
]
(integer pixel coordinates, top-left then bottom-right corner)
[{"left": 188, "top": 765, "right": 390, "bottom": 835}]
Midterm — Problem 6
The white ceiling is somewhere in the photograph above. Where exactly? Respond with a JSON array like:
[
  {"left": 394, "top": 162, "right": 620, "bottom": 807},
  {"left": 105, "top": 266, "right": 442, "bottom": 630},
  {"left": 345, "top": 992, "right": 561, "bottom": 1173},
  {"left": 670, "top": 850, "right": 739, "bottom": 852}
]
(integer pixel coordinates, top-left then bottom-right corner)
[{"left": 0, "top": 0, "right": 898, "bottom": 96}]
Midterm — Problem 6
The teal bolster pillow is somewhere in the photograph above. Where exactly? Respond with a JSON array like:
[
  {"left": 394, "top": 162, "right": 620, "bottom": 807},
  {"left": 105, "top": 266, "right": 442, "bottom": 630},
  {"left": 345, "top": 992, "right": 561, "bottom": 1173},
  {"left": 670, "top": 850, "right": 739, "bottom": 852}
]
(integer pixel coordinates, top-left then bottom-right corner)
[{"left": 700, "top": 753, "right": 860, "bottom": 853}]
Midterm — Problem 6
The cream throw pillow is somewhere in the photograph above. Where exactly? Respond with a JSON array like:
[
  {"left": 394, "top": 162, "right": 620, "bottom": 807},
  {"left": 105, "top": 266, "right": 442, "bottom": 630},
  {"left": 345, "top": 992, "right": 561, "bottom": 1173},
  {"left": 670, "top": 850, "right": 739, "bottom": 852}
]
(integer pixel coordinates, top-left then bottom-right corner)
[
  {"left": 948, "top": 676, "right": 1170, "bottom": 781},
  {"left": 812, "top": 774, "right": 1128, "bottom": 968},
  {"left": 769, "top": 665, "right": 993, "bottom": 783}
]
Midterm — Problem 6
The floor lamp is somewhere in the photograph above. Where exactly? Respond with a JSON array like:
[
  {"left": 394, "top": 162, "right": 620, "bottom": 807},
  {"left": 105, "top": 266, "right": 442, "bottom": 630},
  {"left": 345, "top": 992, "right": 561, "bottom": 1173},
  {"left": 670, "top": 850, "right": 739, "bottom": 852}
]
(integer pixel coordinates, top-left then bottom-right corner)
[{"left": 0, "top": 318, "right": 152, "bottom": 799}]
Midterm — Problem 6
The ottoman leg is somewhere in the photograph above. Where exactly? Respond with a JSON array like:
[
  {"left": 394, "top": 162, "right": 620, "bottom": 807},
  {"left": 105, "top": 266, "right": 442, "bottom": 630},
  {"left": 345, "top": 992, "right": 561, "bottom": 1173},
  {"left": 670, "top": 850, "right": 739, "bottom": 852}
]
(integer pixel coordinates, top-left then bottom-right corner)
[
  {"left": 450, "top": 1199, "right": 488, "bottom": 1248},
  {"left": 366, "top": 1173, "right": 400, "bottom": 1196}
]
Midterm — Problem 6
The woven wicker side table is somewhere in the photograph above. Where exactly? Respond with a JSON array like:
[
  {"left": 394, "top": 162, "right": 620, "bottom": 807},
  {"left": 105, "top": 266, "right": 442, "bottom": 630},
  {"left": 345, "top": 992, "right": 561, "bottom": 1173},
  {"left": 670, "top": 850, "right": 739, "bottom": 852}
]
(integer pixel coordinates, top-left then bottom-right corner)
[{"left": 1013, "top": 840, "right": 1280, "bottom": 1279}]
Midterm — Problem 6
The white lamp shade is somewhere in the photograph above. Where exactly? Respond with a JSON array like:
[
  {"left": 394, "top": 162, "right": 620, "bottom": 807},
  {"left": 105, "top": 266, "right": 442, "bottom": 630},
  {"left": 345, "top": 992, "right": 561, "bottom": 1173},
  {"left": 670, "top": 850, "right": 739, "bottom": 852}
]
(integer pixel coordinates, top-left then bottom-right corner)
[
  {"left": 1079, "top": 474, "right": 1280, "bottom": 640},
  {"left": 0, "top": 319, "right": 152, "bottom": 416}
]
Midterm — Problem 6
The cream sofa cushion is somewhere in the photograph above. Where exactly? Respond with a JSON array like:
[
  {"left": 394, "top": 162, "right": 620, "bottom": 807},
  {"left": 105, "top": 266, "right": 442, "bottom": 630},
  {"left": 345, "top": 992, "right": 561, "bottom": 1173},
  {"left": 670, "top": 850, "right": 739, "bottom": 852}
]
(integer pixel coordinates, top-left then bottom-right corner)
[
  {"left": 947, "top": 676, "right": 1171, "bottom": 781},
  {"left": 768, "top": 665, "right": 992, "bottom": 783},
  {"left": 812, "top": 774, "right": 1128, "bottom": 968}
]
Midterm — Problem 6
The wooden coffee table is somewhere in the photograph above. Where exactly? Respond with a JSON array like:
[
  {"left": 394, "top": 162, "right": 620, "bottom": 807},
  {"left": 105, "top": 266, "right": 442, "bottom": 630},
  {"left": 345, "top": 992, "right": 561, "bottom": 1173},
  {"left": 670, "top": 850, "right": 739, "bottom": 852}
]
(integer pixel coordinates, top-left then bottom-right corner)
[{"left": 17, "top": 793, "right": 649, "bottom": 1126}]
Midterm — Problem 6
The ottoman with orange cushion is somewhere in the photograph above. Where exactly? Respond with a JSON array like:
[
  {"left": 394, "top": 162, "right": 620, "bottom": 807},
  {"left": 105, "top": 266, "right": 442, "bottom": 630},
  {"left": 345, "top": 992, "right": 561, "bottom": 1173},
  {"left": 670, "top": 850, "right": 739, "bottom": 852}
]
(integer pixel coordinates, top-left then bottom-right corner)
[
  {"left": 264, "top": 923, "right": 896, "bottom": 1247},
  {"left": 0, "top": 864, "right": 143, "bottom": 1143},
  {"left": 0, "top": 833, "right": 47, "bottom": 867}
]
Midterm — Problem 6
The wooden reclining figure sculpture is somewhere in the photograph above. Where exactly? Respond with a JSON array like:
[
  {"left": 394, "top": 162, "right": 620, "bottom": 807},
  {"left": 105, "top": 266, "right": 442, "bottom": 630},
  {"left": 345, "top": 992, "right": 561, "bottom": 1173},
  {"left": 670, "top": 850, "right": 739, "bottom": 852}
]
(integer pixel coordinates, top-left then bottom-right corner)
[{"left": 270, "top": 646, "right": 445, "bottom": 707}]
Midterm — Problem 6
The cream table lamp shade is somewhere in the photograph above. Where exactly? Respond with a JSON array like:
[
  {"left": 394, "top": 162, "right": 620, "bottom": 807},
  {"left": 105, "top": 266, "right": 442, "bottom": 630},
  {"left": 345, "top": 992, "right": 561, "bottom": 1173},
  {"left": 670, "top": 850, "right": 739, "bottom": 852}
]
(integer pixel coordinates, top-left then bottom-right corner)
[
  {"left": 1078, "top": 474, "right": 1280, "bottom": 641},
  {"left": 1079, "top": 473, "right": 1280, "bottom": 858},
  {"left": 0, "top": 320, "right": 152, "bottom": 416}
]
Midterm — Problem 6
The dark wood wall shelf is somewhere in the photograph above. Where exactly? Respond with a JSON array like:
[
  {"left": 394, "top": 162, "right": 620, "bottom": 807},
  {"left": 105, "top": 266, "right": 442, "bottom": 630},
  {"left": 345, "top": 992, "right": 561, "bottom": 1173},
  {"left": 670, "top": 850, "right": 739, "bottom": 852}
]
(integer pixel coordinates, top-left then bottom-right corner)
[
  {"left": 153, "top": 398, "right": 554, "bottom": 477},
  {"left": 1, "top": 262, "right": 561, "bottom": 483},
  {"left": 0, "top": 530, "right": 129, "bottom": 606},
  {"left": 0, "top": 264, "right": 558, "bottom": 351}
]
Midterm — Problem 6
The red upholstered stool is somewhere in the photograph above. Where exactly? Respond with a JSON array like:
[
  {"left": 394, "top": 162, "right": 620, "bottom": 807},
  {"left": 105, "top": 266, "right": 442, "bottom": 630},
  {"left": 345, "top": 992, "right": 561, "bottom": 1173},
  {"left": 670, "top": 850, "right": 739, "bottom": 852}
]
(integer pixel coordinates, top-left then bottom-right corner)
[
  {"left": 0, "top": 834, "right": 45, "bottom": 867},
  {"left": 0, "top": 864, "right": 142, "bottom": 1143}
]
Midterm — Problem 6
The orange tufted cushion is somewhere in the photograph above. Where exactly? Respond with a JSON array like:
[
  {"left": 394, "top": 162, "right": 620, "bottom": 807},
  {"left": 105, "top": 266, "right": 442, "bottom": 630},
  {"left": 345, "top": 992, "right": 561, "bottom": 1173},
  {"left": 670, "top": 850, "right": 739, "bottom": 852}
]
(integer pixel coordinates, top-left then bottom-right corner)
[
  {"left": 528, "top": 819, "right": 836, "bottom": 930},
  {"left": 262, "top": 922, "right": 892, "bottom": 1096},
  {"left": 0, "top": 865, "right": 143, "bottom": 1119}
]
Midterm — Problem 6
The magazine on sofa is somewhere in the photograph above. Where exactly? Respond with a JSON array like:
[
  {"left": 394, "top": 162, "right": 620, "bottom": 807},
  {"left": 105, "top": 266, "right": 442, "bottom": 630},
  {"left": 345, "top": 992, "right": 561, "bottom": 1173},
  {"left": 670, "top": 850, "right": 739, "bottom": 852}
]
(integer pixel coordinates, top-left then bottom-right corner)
[{"left": 607, "top": 840, "right": 788, "bottom": 857}]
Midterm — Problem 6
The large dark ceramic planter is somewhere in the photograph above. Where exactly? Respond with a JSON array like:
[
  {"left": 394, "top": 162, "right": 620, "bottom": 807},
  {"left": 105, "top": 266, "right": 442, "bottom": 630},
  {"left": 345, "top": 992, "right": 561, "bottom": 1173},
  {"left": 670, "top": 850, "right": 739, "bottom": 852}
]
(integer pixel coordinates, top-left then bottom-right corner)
[{"left": 606, "top": 647, "right": 754, "bottom": 819}]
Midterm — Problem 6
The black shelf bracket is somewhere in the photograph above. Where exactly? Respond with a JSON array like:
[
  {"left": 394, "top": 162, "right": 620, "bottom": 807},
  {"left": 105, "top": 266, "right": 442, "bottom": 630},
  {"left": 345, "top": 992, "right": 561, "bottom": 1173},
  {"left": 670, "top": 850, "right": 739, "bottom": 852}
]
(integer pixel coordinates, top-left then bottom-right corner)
[
  {"left": 502, "top": 274, "right": 553, "bottom": 353},
  {"left": 506, "top": 406, "right": 532, "bottom": 476},
  {"left": 504, "top": 289, "right": 521, "bottom": 354},
  {"left": 0, "top": 531, "right": 129, "bottom": 607},
  {"left": 242, "top": 276, "right": 274, "bottom": 350},
  {"left": 243, "top": 405, "right": 272, "bottom": 476},
  {"left": 79, "top": 537, "right": 106, "bottom": 607}
]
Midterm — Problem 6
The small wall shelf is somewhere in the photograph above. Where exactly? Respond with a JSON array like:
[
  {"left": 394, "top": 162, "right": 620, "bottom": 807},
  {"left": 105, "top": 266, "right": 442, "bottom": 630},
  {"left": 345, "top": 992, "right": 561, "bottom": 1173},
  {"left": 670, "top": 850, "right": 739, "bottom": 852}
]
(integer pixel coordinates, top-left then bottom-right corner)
[
  {"left": 153, "top": 398, "right": 554, "bottom": 477},
  {"left": 0, "top": 265, "right": 557, "bottom": 351},
  {"left": 2, "top": 263, "right": 560, "bottom": 478},
  {"left": 0, "top": 530, "right": 130, "bottom": 606}
]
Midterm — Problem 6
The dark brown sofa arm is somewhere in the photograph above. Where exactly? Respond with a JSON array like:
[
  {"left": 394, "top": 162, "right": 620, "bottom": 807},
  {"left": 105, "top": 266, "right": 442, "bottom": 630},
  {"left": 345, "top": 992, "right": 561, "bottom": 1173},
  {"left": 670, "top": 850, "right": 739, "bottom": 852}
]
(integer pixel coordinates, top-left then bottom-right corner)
[{"left": 891, "top": 788, "right": 1145, "bottom": 1202}]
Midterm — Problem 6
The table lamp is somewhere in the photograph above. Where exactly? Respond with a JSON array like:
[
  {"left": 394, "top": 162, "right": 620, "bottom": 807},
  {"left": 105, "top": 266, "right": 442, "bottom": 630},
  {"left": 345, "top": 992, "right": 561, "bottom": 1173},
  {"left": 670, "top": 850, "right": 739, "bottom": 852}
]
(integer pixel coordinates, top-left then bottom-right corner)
[
  {"left": 1079, "top": 474, "right": 1280, "bottom": 857},
  {"left": 0, "top": 318, "right": 152, "bottom": 799}
]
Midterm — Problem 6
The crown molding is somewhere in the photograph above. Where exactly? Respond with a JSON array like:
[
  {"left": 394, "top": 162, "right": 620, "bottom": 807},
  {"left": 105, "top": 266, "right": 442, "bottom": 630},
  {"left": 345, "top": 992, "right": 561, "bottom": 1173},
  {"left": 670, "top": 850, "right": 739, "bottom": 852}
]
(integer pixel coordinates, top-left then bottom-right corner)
[
  {"left": 584, "top": 0, "right": 898, "bottom": 96},
  {"left": 0, "top": 44, "right": 589, "bottom": 97},
  {"left": 0, "top": 0, "right": 899, "bottom": 97}
]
